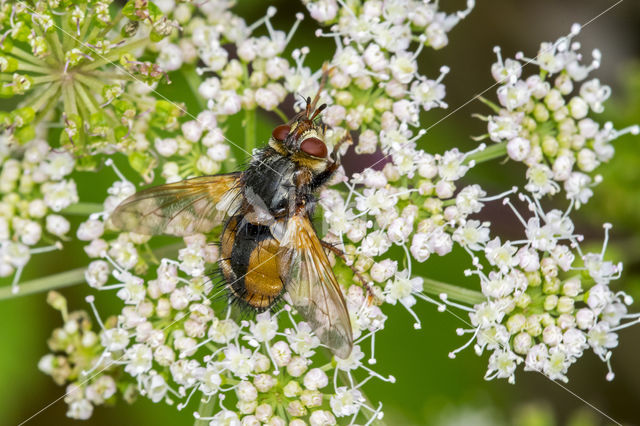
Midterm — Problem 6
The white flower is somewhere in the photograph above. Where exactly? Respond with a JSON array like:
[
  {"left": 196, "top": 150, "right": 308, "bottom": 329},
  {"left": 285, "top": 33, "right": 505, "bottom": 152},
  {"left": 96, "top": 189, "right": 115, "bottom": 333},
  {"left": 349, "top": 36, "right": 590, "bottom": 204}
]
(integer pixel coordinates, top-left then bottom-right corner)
[
  {"left": 124, "top": 344, "right": 153, "bottom": 377},
  {"left": 524, "top": 343, "right": 548, "bottom": 372},
  {"left": 355, "top": 188, "right": 395, "bottom": 215},
  {"left": 236, "top": 381, "right": 258, "bottom": 401},
  {"left": 157, "top": 43, "right": 183, "bottom": 71},
  {"left": 144, "top": 374, "right": 168, "bottom": 403},
  {"left": 255, "top": 88, "right": 280, "bottom": 111},
  {"left": 86, "top": 375, "right": 116, "bottom": 404},
  {"left": 330, "top": 387, "right": 364, "bottom": 417},
  {"left": 42, "top": 152, "right": 75, "bottom": 180},
  {"left": 208, "top": 319, "right": 240, "bottom": 344},
  {"left": 200, "top": 366, "right": 222, "bottom": 395},
  {"left": 497, "top": 80, "right": 531, "bottom": 110},
  {"left": 438, "top": 149, "right": 468, "bottom": 181},
  {"left": 155, "top": 138, "right": 179, "bottom": 157},
  {"left": 209, "top": 410, "right": 241, "bottom": 426},
  {"left": 303, "top": 368, "right": 328, "bottom": 390},
  {"left": 506, "top": 137, "right": 530, "bottom": 161},
  {"left": 525, "top": 164, "right": 558, "bottom": 197},
  {"left": 86, "top": 260, "right": 110, "bottom": 289},
  {"left": 287, "top": 322, "right": 321, "bottom": 357},
  {"left": 309, "top": 410, "right": 336, "bottom": 426},
  {"left": 485, "top": 350, "right": 519, "bottom": 383},
  {"left": 178, "top": 245, "right": 205, "bottom": 277},
  {"left": 579, "top": 79, "right": 610, "bottom": 113},
  {"left": 66, "top": 399, "right": 93, "bottom": 420},
  {"left": 2, "top": 242, "right": 30, "bottom": 268},
  {"left": 100, "top": 327, "right": 130, "bottom": 352},
  {"left": 488, "top": 113, "right": 522, "bottom": 142},
  {"left": 453, "top": 220, "right": 490, "bottom": 251},
  {"left": 249, "top": 312, "right": 278, "bottom": 343},
  {"left": 223, "top": 345, "right": 255, "bottom": 379},
  {"left": 271, "top": 341, "right": 292, "bottom": 367},
  {"left": 410, "top": 77, "right": 446, "bottom": 111},
  {"left": 543, "top": 347, "right": 570, "bottom": 382},
  {"left": 46, "top": 214, "right": 70, "bottom": 237},
  {"left": 115, "top": 271, "right": 145, "bottom": 304},
  {"left": 564, "top": 172, "right": 593, "bottom": 207},
  {"left": 369, "top": 259, "right": 397, "bottom": 283},
  {"left": 384, "top": 269, "right": 422, "bottom": 307},
  {"left": 410, "top": 233, "right": 431, "bottom": 262},
  {"left": 42, "top": 180, "right": 79, "bottom": 212},
  {"left": 359, "top": 230, "right": 392, "bottom": 257},
  {"left": 484, "top": 238, "right": 517, "bottom": 273}
]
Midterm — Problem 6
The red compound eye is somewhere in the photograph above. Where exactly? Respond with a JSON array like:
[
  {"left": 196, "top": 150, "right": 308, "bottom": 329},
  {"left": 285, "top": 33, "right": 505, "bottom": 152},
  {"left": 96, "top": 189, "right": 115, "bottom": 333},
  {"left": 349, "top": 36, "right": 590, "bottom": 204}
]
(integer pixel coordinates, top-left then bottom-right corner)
[
  {"left": 300, "top": 137, "right": 327, "bottom": 158},
  {"left": 272, "top": 124, "right": 290, "bottom": 141}
]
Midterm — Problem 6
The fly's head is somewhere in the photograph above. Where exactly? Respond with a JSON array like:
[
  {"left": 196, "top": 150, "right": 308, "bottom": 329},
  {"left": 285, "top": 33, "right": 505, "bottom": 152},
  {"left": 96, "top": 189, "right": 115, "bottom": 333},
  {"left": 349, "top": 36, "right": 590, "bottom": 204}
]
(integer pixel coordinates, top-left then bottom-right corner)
[{"left": 268, "top": 97, "right": 332, "bottom": 172}]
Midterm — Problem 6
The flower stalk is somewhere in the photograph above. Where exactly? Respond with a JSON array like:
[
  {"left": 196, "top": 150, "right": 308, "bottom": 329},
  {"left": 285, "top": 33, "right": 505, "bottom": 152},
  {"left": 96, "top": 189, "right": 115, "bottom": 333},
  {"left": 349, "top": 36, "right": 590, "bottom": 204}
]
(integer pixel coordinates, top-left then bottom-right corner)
[
  {"left": 194, "top": 396, "right": 217, "bottom": 426},
  {"left": 244, "top": 108, "right": 257, "bottom": 154},
  {"left": 420, "top": 276, "right": 485, "bottom": 305},
  {"left": 0, "top": 267, "right": 86, "bottom": 300},
  {"left": 464, "top": 142, "right": 507, "bottom": 165}
]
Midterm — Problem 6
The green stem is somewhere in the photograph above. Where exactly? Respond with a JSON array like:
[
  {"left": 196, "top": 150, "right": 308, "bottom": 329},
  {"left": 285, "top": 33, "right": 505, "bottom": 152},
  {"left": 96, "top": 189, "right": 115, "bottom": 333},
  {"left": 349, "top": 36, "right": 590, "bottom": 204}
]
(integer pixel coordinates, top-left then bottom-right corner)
[
  {"left": 193, "top": 395, "right": 216, "bottom": 426},
  {"left": 17, "top": 62, "right": 48, "bottom": 73},
  {"left": 77, "top": 6, "right": 93, "bottom": 45},
  {"left": 62, "top": 82, "right": 78, "bottom": 116},
  {"left": 79, "top": 38, "right": 149, "bottom": 71},
  {"left": 478, "top": 96, "right": 501, "bottom": 114},
  {"left": 0, "top": 267, "right": 86, "bottom": 301},
  {"left": 273, "top": 107, "right": 289, "bottom": 123},
  {"left": 91, "top": 71, "right": 135, "bottom": 81},
  {"left": 30, "top": 81, "right": 57, "bottom": 108},
  {"left": 31, "top": 74, "right": 60, "bottom": 85},
  {"left": 73, "top": 73, "right": 104, "bottom": 93},
  {"left": 34, "top": 84, "right": 63, "bottom": 123},
  {"left": 465, "top": 141, "right": 507, "bottom": 165},
  {"left": 8, "top": 46, "right": 49, "bottom": 67},
  {"left": 420, "top": 276, "right": 485, "bottom": 305},
  {"left": 244, "top": 108, "right": 256, "bottom": 153},
  {"left": 0, "top": 243, "right": 184, "bottom": 300},
  {"left": 182, "top": 66, "right": 205, "bottom": 110},
  {"left": 61, "top": 8, "right": 73, "bottom": 51},
  {"left": 74, "top": 81, "right": 99, "bottom": 115},
  {"left": 45, "top": 30, "right": 65, "bottom": 63},
  {"left": 61, "top": 202, "right": 103, "bottom": 215}
]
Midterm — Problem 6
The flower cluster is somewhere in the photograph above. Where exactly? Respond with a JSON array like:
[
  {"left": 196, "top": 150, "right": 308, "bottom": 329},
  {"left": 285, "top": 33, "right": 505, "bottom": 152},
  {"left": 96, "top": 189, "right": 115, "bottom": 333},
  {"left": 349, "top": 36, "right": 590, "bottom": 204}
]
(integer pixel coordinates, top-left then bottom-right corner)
[
  {"left": 37, "top": 162, "right": 393, "bottom": 422},
  {"left": 0, "top": 0, "right": 178, "bottom": 160},
  {"left": 0, "top": 0, "right": 635, "bottom": 424},
  {"left": 38, "top": 291, "right": 126, "bottom": 420},
  {"left": 0, "top": 135, "right": 76, "bottom": 292},
  {"left": 319, "top": 143, "right": 505, "bottom": 328},
  {"left": 447, "top": 192, "right": 638, "bottom": 384},
  {"left": 478, "top": 24, "right": 640, "bottom": 206},
  {"left": 305, "top": 0, "right": 474, "bottom": 154},
  {"left": 41, "top": 240, "right": 391, "bottom": 423}
]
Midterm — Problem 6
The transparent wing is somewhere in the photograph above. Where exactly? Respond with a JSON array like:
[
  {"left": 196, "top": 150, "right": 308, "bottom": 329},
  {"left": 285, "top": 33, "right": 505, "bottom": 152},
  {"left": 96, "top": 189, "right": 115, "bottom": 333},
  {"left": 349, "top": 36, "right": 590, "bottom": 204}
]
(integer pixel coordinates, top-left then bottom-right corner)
[
  {"left": 279, "top": 214, "right": 353, "bottom": 358},
  {"left": 110, "top": 174, "right": 243, "bottom": 236}
]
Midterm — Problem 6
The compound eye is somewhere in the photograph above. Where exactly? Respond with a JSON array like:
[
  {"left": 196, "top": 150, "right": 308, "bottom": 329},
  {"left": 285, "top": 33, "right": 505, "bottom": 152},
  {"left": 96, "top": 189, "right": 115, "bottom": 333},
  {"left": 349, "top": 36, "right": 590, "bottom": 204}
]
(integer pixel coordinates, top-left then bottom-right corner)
[
  {"left": 300, "top": 137, "right": 327, "bottom": 158},
  {"left": 272, "top": 124, "right": 291, "bottom": 141}
]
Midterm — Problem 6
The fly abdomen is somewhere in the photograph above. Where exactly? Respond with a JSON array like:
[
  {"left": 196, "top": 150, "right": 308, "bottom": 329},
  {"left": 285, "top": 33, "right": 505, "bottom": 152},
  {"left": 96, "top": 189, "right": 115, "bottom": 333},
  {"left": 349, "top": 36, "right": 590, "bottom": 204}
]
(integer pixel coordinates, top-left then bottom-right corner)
[{"left": 219, "top": 216, "right": 286, "bottom": 311}]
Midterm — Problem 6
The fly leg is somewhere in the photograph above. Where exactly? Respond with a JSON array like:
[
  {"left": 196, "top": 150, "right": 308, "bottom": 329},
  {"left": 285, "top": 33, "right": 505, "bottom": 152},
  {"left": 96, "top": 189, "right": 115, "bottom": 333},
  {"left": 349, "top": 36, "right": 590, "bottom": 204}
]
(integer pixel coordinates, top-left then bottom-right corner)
[{"left": 320, "top": 239, "right": 378, "bottom": 301}]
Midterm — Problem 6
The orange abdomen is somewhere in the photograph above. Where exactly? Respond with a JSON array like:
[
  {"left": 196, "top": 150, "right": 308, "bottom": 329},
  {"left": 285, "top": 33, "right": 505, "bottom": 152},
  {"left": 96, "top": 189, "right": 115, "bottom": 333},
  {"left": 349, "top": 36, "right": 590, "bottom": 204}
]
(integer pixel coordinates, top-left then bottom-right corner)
[{"left": 220, "top": 216, "right": 287, "bottom": 310}]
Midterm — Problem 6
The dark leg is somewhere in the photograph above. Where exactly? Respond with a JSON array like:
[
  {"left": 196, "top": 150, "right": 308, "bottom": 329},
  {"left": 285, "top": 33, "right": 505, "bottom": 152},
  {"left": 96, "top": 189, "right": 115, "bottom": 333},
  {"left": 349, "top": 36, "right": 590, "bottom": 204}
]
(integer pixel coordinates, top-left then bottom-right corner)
[{"left": 320, "top": 239, "right": 377, "bottom": 298}]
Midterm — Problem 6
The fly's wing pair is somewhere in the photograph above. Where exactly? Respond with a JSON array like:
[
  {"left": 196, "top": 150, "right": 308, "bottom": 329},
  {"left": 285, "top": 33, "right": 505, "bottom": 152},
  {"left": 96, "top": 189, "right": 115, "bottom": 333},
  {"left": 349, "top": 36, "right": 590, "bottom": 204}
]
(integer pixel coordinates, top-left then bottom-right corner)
[
  {"left": 110, "top": 174, "right": 353, "bottom": 359},
  {"left": 278, "top": 214, "right": 353, "bottom": 359},
  {"left": 110, "top": 174, "right": 243, "bottom": 236}
]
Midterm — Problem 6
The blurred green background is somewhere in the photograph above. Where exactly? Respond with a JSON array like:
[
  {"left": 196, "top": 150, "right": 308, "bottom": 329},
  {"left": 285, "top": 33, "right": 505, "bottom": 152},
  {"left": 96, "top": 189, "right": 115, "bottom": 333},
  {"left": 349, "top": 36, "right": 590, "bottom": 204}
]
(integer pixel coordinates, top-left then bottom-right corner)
[{"left": 2, "top": 0, "right": 640, "bottom": 425}]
